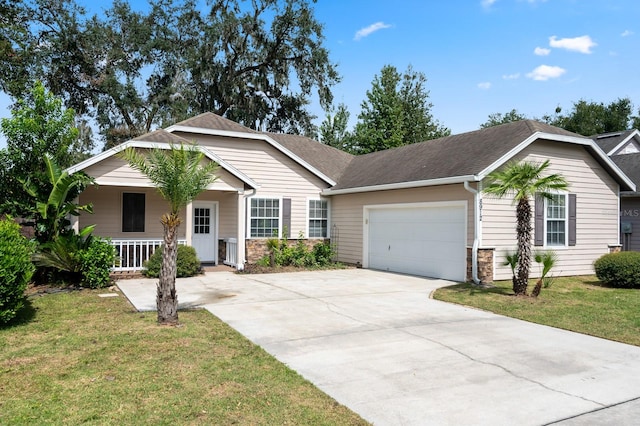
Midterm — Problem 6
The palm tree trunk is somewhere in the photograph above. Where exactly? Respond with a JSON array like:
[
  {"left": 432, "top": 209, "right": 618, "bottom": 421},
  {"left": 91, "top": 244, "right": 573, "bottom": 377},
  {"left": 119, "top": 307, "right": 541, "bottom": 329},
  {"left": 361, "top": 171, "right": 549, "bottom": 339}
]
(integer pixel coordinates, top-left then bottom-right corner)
[
  {"left": 514, "top": 197, "right": 532, "bottom": 296},
  {"left": 157, "top": 213, "right": 180, "bottom": 324}
]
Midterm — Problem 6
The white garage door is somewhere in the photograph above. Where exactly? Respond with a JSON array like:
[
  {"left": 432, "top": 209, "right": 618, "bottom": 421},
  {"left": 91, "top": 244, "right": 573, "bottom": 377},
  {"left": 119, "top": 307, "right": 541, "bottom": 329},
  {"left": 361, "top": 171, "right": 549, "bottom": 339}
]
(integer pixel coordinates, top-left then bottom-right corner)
[{"left": 367, "top": 204, "right": 466, "bottom": 281}]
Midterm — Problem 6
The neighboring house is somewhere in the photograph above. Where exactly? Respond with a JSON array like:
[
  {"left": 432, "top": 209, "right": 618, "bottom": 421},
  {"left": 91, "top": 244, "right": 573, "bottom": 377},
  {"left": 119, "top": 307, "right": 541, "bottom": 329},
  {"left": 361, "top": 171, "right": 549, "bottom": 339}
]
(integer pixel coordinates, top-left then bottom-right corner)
[
  {"left": 593, "top": 129, "right": 640, "bottom": 251},
  {"left": 68, "top": 114, "right": 634, "bottom": 283}
]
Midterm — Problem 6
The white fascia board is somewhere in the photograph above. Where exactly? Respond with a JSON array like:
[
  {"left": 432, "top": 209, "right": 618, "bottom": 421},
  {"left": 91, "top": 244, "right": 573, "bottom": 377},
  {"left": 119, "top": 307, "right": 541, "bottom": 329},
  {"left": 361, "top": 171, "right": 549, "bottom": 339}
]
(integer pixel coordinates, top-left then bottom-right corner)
[
  {"left": 166, "top": 125, "right": 337, "bottom": 186},
  {"left": 607, "top": 129, "right": 640, "bottom": 155},
  {"left": 475, "top": 132, "right": 636, "bottom": 191},
  {"left": 196, "top": 147, "right": 259, "bottom": 189},
  {"left": 321, "top": 175, "right": 477, "bottom": 196},
  {"left": 65, "top": 140, "right": 259, "bottom": 190}
]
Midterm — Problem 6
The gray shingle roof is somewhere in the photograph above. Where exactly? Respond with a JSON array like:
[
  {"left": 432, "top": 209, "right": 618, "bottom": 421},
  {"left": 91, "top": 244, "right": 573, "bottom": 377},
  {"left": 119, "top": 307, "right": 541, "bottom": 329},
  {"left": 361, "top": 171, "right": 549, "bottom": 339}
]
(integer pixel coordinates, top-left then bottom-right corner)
[
  {"left": 592, "top": 129, "right": 636, "bottom": 154},
  {"left": 131, "top": 129, "right": 193, "bottom": 144},
  {"left": 174, "top": 112, "right": 258, "bottom": 134},
  {"left": 331, "top": 120, "right": 582, "bottom": 190},
  {"left": 264, "top": 133, "right": 354, "bottom": 182},
  {"left": 610, "top": 153, "right": 640, "bottom": 195}
]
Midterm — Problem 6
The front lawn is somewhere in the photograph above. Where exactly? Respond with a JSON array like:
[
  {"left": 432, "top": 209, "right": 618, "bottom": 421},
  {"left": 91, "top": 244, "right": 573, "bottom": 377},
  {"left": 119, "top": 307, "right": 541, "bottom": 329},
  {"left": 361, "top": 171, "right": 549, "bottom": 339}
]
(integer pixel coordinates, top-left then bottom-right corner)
[
  {"left": 433, "top": 276, "right": 640, "bottom": 346},
  {"left": 0, "top": 290, "right": 368, "bottom": 425}
]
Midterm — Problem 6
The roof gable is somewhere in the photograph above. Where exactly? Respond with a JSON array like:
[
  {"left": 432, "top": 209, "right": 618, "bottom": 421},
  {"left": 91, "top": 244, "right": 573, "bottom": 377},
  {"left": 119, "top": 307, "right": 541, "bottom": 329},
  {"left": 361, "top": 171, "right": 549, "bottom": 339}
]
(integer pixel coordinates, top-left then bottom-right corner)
[
  {"left": 593, "top": 129, "right": 640, "bottom": 155},
  {"left": 166, "top": 113, "right": 352, "bottom": 185},
  {"left": 66, "top": 130, "right": 259, "bottom": 190},
  {"left": 327, "top": 120, "right": 635, "bottom": 194}
]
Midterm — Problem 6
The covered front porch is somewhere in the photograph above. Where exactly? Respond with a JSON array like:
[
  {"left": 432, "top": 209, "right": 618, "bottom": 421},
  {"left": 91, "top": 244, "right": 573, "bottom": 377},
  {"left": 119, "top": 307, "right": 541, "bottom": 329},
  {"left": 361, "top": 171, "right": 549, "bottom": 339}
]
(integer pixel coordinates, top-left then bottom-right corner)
[{"left": 76, "top": 185, "right": 252, "bottom": 272}]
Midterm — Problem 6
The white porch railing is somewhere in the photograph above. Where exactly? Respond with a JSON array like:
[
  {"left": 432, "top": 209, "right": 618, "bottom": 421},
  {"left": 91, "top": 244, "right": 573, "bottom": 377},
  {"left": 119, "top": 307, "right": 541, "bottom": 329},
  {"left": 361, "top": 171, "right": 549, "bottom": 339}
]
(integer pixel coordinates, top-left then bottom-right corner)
[
  {"left": 111, "top": 238, "right": 186, "bottom": 272},
  {"left": 224, "top": 238, "right": 238, "bottom": 267}
]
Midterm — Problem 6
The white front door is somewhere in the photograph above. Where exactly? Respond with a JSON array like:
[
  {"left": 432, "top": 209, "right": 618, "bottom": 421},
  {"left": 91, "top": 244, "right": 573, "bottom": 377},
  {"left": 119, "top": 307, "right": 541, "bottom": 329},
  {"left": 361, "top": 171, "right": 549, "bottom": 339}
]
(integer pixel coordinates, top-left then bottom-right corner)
[{"left": 192, "top": 202, "right": 217, "bottom": 263}]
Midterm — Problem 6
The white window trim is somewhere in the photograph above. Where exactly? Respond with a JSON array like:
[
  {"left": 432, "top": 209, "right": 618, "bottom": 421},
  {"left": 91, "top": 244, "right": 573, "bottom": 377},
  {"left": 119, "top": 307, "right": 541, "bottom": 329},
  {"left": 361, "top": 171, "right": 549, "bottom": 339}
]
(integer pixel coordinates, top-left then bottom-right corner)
[
  {"left": 247, "top": 196, "right": 283, "bottom": 239},
  {"left": 543, "top": 192, "right": 568, "bottom": 248},
  {"left": 306, "top": 197, "right": 330, "bottom": 239}
]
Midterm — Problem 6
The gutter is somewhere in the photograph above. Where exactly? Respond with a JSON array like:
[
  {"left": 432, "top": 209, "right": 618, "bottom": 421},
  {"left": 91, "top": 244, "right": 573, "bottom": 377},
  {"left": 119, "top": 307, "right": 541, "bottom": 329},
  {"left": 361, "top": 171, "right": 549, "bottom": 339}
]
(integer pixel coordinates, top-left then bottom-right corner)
[{"left": 464, "top": 181, "right": 481, "bottom": 285}]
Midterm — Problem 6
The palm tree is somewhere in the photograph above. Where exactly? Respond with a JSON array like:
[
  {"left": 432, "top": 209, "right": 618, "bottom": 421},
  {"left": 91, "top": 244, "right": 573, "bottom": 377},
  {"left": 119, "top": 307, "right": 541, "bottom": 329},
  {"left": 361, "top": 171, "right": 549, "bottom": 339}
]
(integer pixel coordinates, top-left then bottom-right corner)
[
  {"left": 483, "top": 160, "right": 568, "bottom": 296},
  {"left": 120, "top": 144, "right": 218, "bottom": 324}
]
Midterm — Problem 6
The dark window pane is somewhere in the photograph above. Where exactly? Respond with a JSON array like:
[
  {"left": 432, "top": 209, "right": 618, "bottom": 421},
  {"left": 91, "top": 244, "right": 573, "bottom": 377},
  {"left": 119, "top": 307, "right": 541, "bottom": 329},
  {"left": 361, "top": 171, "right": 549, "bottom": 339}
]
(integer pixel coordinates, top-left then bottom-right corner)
[{"left": 122, "top": 193, "right": 145, "bottom": 232}]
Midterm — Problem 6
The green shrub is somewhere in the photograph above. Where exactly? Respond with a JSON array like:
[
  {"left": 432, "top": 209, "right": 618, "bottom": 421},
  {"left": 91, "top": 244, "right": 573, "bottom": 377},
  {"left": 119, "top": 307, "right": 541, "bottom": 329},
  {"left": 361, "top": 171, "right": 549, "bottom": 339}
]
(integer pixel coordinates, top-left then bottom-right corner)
[
  {"left": 312, "top": 242, "right": 334, "bottom": 266},
  {"left": 143, "top": 245, "right": 202, "bottom": 278},
  {"left": 594, "top": 251, "right": 640, "bottom": 288},
  {"left": 257, "top": 235, "right": 336, "bottom": 268},
  {"left": 0, "top": 218, "right": 35, "bottom": 324},
  {"left": 79, "top": 238, "right": 116, "bottom": 288}
]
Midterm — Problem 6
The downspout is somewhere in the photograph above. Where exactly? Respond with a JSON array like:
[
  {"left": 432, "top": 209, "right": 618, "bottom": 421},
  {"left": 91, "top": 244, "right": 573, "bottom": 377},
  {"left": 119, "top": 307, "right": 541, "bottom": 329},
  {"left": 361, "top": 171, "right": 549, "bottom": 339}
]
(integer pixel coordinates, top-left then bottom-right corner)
[{"left": 464, "top": 181, "right": 481, "bottom": 285}]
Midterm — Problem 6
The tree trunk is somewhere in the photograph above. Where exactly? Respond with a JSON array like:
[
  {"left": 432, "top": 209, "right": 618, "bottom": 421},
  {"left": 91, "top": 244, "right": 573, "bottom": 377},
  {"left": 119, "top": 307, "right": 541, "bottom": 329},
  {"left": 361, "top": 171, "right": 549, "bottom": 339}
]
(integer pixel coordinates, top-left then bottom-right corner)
[
  {"left": 531, "top": 279, "right": 543, "bottom": 298},
  {"left": 514, "top": 197, "right": 532, "bottom": 296},
  {"left": 157, "top": 213, "right": 181, "bottom": 324}
]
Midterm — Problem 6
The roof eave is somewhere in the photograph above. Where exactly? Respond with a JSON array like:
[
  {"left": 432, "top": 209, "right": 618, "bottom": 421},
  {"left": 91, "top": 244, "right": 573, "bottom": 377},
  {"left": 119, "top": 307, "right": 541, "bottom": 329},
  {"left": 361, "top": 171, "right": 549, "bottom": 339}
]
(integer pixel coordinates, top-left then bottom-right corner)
[{"left": 322, "top": 175, "right": 478, "bottom": 196}]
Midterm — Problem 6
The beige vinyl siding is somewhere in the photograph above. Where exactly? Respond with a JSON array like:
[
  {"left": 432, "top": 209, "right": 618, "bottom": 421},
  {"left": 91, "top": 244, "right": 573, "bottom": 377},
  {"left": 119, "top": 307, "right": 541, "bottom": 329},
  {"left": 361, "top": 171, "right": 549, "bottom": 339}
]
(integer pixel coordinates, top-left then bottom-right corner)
[
  {"left": 330, "top": 184, "right": 474, "bottom": 265},
  {"left": 482, "top": 140, "right": 620, "bottom": 280},
  {"left": 174, "top": 133, "right": 331, "bottom": 238},
  {"left": 84, "top": 154, "right": 244, "bottom": 191},
  {"left": 78, "top": 186, "right": 186, "bottom": 240}
]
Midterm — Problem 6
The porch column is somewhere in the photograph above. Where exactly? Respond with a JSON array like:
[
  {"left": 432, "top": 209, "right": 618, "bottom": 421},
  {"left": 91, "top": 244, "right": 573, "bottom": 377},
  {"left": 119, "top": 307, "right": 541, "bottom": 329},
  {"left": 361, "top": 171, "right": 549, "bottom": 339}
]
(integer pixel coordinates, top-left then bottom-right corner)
[
  {"left": 236, "top": 190, "right": 246, "bottom": 269},
  {"left": 185, "top": 201, "right": 193, "bottom": 247}
]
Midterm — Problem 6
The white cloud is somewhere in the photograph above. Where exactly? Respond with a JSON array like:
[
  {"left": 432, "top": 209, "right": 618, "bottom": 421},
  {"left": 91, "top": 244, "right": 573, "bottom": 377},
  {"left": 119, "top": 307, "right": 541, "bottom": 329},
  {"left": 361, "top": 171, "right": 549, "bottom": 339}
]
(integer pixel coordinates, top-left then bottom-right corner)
[
  {"left": 534, "top": 47, "right": 550, "bottom": 56},
  {"left": 621, "top": 30, "right": 634, "bottom": 37},
  {"left": 481, "top": 0, "right": 497, "bottom": 8},
  {"left": 526, "top": 65, "right": 566, "bottom": 81},
  {"left": 354, "top": 22, "right": 392, "bottom": 41},
  {"left": 502, "top": 73, "right": 520, "bottom": 80},
  {"left": 478, "top": 82, "right": 492, "bottom": 90},
  {"left": 549, "top": 35, "right": 597, "bottom": 54}
]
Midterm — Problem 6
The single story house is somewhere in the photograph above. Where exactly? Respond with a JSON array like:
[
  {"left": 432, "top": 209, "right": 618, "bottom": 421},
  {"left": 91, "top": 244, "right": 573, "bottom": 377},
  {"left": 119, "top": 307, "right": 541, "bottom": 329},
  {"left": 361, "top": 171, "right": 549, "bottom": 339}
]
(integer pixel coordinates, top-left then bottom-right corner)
[
  {"left": 593, "top": 129, "right": 640, "bottom": 251},
  {"left": 68, "top": 113, "right": 635, "bottom": 283}
]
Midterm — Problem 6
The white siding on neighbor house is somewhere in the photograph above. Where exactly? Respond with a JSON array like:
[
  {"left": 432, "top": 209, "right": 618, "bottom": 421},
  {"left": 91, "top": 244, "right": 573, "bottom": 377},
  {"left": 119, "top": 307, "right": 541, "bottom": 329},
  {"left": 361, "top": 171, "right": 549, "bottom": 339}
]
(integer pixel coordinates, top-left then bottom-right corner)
[
  {"left": 329, "top": 184, "right": 475, "bottom": 266},
  {"left": 173, "top": 132, "right": 331, "bottom": 239},
  {"left": 78, "top": 186, "right": 187, "bottom": 240},
  {"left": 482, "top": 140, "right": 620, "bottom": 280}
]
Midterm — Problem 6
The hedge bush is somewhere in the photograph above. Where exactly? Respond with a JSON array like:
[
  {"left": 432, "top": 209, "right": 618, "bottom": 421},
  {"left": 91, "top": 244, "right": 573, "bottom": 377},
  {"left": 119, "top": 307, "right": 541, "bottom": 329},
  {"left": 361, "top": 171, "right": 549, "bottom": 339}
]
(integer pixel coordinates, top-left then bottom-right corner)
[
  {"left": 79, "top": 237, "right": 116, "bottom": 288},
  {"left": 0, "top": 219, "right": 35, "bottom": 324},
  {"left": 594, "top": 251, "right": 640, "bottom": 288},
  {"left": 143, "top": 245, "right": 201, "bottom": 278},
  {"left": 258, "top": 233, "right": 335, "bottom": 268}
]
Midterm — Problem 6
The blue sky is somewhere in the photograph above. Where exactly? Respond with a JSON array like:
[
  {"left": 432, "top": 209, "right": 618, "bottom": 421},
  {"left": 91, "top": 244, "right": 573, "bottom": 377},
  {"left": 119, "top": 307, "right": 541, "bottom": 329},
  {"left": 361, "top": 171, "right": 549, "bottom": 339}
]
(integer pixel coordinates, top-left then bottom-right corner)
[{"left": 1, "top": 0, "right": 639, "bottom": 148}]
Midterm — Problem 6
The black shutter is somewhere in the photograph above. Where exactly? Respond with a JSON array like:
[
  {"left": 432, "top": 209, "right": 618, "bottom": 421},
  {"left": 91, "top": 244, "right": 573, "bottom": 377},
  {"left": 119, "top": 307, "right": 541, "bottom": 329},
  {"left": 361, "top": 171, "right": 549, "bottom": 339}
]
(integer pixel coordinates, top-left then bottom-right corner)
[
  {"left": 534, "top": 194, "right": 544, "bottom": 246},
  {"left": 282, "top": 198, "right": 291, "bottom": 238},
  {"left": 568, "top": 194, "right": 576, "bottom": 246}
]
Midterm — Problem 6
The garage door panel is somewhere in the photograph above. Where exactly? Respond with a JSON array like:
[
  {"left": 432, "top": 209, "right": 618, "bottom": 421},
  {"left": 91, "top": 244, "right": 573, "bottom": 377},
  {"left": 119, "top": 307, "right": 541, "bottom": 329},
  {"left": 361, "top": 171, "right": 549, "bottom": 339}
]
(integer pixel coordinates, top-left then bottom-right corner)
[{"left": 368, "top": 205, "right": 466, "bottom": 282}]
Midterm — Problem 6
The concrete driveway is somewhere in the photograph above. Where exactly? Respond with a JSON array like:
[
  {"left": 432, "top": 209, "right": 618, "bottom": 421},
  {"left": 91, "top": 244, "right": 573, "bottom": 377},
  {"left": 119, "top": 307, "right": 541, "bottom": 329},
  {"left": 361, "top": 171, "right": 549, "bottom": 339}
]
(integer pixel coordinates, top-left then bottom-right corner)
[{"left": 117, "top": 269, "right": 640, "bottom": 425}]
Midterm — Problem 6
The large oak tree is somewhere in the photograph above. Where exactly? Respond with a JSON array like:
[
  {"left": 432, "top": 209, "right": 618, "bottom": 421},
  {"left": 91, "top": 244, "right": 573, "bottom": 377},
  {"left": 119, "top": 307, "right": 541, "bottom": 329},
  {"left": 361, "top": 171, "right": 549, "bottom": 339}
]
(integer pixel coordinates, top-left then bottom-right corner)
[{"left": 0, "top": 0, "right": 339, "bottom": 149}]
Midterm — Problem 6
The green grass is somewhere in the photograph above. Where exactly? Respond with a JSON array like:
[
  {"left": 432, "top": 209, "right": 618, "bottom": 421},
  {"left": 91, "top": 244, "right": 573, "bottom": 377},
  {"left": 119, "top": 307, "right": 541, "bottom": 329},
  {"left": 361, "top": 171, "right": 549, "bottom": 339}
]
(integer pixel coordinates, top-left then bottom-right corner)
[
  {"left": 0, "top": 290, "right": 368, "bottom": 425},
  {"left": 433, "top": 276, "right": 640, "bottom": 346}
]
